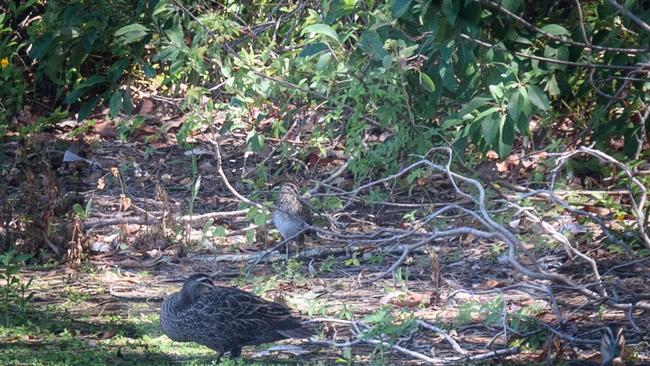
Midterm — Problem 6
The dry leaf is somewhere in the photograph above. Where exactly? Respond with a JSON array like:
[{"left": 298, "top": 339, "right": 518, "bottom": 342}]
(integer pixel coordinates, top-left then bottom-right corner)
[
  {"left": 119, "top": 194, "right": 132, "bottom": 212},
  {"left": 389, "top": 292, "right": 430, "bottom": 307},
  {"left": 486, "top": 150, "right": 499, "bottom": 160},
  {"left": 100, "top": 331, "right": 117, "bottom": 340},
  {"left": 484, "top": 279, "right": 501, "bottom": 289}
]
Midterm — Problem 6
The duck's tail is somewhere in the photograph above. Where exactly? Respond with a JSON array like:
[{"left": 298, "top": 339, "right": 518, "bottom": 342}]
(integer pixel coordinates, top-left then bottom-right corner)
[{"left": 278, "top": 325, "right": 314, "bottom": 339}]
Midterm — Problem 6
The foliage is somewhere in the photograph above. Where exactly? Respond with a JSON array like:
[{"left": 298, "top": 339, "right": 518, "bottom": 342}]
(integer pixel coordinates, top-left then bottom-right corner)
[
  {"left": 2, "top": 0, "right": 648, "bottom": 178},
  {"left": 25, "top": 0, "right": 154, "bottom": 121},
  {"left": 362, "top": 305, "right": 417, "bottom": 341},
  {"left": 0, "top": 250, "right": 33, "bottom": 325},
  {"left": 0, "top": 4, "right": 32, "bottom": 127}
]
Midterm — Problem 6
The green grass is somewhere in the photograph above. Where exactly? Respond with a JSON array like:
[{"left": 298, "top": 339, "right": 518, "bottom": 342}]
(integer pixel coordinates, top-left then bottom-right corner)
[{"left": 0, "top": 313, "right": 304, "bottom": 366}]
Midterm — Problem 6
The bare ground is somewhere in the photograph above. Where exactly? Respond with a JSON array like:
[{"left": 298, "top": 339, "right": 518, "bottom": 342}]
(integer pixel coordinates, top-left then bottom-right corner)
[{"left": 2, "top": 110, "right": 650, "bottom": 365}]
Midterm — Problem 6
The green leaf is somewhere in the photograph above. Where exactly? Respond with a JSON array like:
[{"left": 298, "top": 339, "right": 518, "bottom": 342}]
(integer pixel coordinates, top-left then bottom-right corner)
[
  {"left": 122, "top": 90, "right": 133, "bottom": 115},
  {"left": 488, "top": 83, "right": 504, "bottom": 100},
  {"left": 143, "top": 63, "right": 156, "bottom": 77},
  {"left": 391, "top": 0, "right": 413, "bottom": 18},
  {"left": 382, "top": 54, "right": 393, "bottom": 68},
  {"left": 440, "top": 64, "right": 458, "bottom": 91},
  {"left": 359, "top": 30, "right": 388, "bottom": 60},
  {"left": 213, "top": 226, "right": 226, "bottom": 237},
  {"left": 77, "top": 95, "right": 100, "bottom": 122},
  {"left": 109, "top": 91, "right": 123, "bottom": 119},
  {"left": 442, "top": 0, "right": 460, "bottom": 25},
  {"left": 440, "top": 118, "right": 463, "bottom": 129},
  {"left": 481, "top": 113, "right": 499, "bottom": 145},
  {"left": 556, "top": 45, "right": 569, "bottom": 61},
  {"left": 419, "top": 72, "right": 435, "bottom": 93},
  {"left": 302, "top": 24, "right": 340, "bottom": 44},
  {"left": 540, "top": 24, "right": 570, "bottom": 36},
  {"left": 458, "top": 97, "right": 490, "bottom": 118},
  {"left": 253, "top": 212, "right": 267, "bottom": 226},
  {"left": 624, "top": 129, "right": 640, "bottom": 158},
  {"left": 526, "top": 85, "right": 550, "bottom": 111},
  {"left": 29, "top": 33, "right": 54, "bottom": 60},
  {"left": 518, "top": 86, "right": 532, "bottom": 117},
  {"left": 316, "top": 52, "right": 332, "bottom": 70},
  {"left": 546, "top": 74, "right": 561, "bottom": 97},
  {"left": 325, "top": 0, "right": 357, "bottom": 23},
  {"left": 474, "top": 106, "right": 500, "bottom": 121},
  {"left": 299, "top": 43, "right": 329, "bottom": 58},
  {"left": 246, "top": 132, "right": 265, "bottom": 152},
  {"left": 64, "top": 75, "right": 107, "bottom": 103},
  {"left": 246, "top": 229, "right": 255, "bottom": 244},
  {"left": 514, "top": 114, "right": 530, "bottom": 134},
  {"left": 507, "top": 91, "right": 521, "bottom": 121},
  {"left": 498, "top": 115, "right": 514, "bottom": 158},
  {"left": 166, "top": 24, "right": 184, "bottom": 47},
  {"left": 501, "top": 0, "right": 522, "bottom": 12},
  {"left": 108, "top": 60, "right": 129, "bottom": 83},
  {"left": 115, "top": 23, "right": 149, "bottom": 44},
  {"left": 323, "top": 196, "right": 343, "bottom": 210}
]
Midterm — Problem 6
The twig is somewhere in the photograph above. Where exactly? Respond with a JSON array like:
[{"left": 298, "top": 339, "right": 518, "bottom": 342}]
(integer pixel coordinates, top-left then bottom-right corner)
[
  {"left": 459, "top": 33, "right": 649, "bottom": 71},
  {"left": 205, "top": 134, "right": 264, "bottom": 210},
  {"left": 475, "top": 0, "right": 650, "bottom": 53},
  {"left": 241, "top": 119, "right": 299, "bottom": 179},
  {"left": 417, "top": 320, "right": 467, "bottom": 355},
  {"left": 606, "top": 0, "right": 650, "bottom": 33}
]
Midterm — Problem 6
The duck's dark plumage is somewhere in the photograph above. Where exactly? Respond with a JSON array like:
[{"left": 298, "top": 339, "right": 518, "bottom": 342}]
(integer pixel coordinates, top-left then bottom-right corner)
[{"left": 160, "top": 273, "right": 311, "bottom": 358}]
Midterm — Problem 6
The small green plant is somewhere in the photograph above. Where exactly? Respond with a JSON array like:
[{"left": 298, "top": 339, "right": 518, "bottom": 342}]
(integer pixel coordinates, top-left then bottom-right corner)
[
  {"left": 65, "top": 288, "right": 90, "bottom": 304},
  {"left": 482, "top": 296, "right": 506, "bottom": 327},
  {"left": 0, "top": 250, "right": 33, "bottom": 325},
  {"left": 362, "top": 306, "right": 417, "bottom": 364},
  {"left": 0, "top": 10, "right": 28, "bottom": 127},
  {"left": 335, "top": 346, "right": 354, "bottom": 365},
  {"left": 247, "top": 275, "right": 279, "bottom": 297},
  {"left": 72, "top": 199, "right": 93, "bottom": 220},
  {"left": 402, "top": 209, "right": 417, "bottom": 222},
  {"left": 272, "top": 259, "right": 303, "bottom": 281},
  {"left": 454, "top": 300, "right": 481, "bottom": 327},
  {"left": 319, "top": 255, "right": 337, "bottom": 273},
  {"left": 363, "top": 306, "right": 417, "bottom": 339},
  {"left": 117, "top": 116, "right": 146, "bottom": 142},
  {"left": 303, "top": 299, "right": 330, "bottom": 317},
  {"left": 394, "top": 267, "right": 410, "bottom": 291},
  {"left": 343, "top": 252, "right": 361, "bottom": 267},
  {"left": 365, "top": 252, "right": 385, "bottom": 265},
  {"left": 488, "top": 243, "right": 505, "bottom": 259}
]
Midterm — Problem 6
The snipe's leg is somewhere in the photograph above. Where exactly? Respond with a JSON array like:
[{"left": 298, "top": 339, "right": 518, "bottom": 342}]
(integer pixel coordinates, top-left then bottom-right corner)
[{"left": 229, "top": 347, "right": 242, "bottom": 358}]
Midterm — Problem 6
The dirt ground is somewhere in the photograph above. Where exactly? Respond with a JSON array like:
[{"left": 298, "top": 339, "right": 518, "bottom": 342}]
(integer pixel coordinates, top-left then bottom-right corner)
[{"left": 2, "top": 110, "right": 650, "bottom": 365}]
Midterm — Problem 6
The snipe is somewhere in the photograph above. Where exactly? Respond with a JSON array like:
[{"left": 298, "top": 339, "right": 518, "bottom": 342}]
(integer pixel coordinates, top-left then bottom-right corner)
[{"left": 272, "top": 182, "right": 312, "bottom": 254}]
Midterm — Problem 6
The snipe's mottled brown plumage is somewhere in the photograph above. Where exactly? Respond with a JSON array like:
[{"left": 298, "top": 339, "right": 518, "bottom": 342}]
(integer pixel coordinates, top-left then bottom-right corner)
[
  {"left": 273, "top": 182, "right": 312, "bottom": 252},
  {"left": 160, "top": 273, "right": 311, "bottom": 359}
]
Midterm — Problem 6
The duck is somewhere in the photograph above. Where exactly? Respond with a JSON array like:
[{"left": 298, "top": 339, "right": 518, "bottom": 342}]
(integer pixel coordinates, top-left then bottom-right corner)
[{"left": 160, "top": 273, "right": 312, "bottom": 359}]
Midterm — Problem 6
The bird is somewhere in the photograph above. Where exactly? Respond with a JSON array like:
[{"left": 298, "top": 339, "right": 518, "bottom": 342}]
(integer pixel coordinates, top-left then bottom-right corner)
[
  {"left": 272, "top": 182, "right": 312, "bottom": 255},
  {"left": 160, "top": 273, "right": 312, "bottom": 360},
  {"left": 567, "top": 325, "right": 626, "bottom": 366},
  {"left": 600, "top": 325, "right": 625, "bottom": 366}
]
